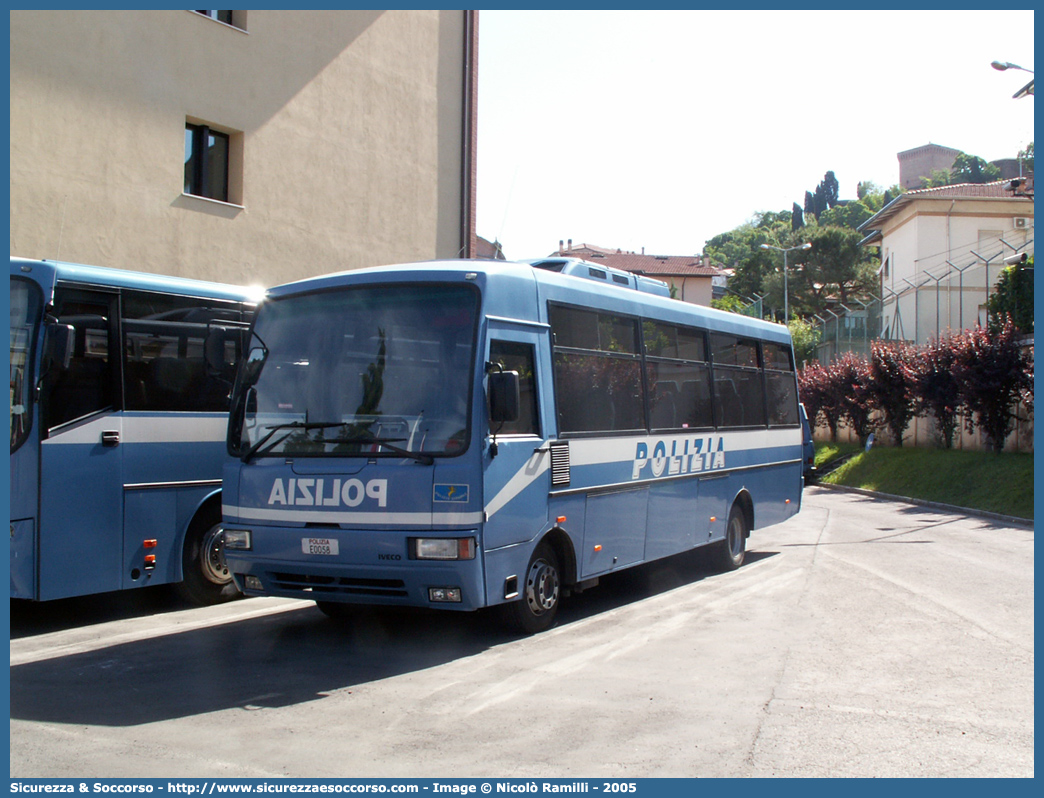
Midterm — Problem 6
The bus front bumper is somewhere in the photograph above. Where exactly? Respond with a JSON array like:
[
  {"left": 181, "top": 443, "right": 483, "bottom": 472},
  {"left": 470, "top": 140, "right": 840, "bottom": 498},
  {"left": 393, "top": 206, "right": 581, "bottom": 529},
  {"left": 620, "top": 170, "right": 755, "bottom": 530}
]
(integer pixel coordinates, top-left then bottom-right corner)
[{"left": 224, "top": 538, "right": 486, "bottom": 612}]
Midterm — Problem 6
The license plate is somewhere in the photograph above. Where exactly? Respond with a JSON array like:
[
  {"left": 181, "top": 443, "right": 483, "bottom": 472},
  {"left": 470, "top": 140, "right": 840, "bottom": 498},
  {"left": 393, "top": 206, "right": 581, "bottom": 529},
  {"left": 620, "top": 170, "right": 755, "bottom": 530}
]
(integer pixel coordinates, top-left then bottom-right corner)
[{"left": 302, "top": 537, "right": 339, "bottom": 556}]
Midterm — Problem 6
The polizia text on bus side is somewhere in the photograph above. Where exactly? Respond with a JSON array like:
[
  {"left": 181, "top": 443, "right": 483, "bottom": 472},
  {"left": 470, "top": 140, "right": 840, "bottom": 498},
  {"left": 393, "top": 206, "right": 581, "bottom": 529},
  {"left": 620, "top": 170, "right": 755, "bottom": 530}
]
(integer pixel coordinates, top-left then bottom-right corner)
[{"left": 216, "top": 257, "right": 805, "bottom": 633}]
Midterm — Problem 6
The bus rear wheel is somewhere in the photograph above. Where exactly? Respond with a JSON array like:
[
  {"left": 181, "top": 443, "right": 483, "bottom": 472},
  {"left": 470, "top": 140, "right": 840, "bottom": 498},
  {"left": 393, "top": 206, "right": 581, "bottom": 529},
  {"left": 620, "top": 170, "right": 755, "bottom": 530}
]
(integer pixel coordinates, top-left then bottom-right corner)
[
  {"left": 713, "top": 504, "right": 748, "bottom": 572},
  {"left": 500, "top": 541, "right": 561, "bottom": 634},
  {"left": 176, "top": 504, "right": 240, "bottom": 605}
]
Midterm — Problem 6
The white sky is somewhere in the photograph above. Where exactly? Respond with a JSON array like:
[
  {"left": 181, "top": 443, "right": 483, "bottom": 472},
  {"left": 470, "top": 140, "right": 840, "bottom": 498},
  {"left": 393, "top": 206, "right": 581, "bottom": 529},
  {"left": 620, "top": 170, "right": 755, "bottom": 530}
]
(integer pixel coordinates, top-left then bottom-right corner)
[{"left": 476, "top": 9, "right": 1035, "bottom": 261}]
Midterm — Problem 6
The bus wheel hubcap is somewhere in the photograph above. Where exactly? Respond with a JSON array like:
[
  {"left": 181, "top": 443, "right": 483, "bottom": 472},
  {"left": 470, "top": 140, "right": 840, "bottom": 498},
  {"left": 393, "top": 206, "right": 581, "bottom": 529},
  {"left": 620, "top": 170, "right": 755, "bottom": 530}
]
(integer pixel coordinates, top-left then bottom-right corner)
[
  {"left": 201, "top": 524, "right": 231, "bottom": 585},
  {"left": 525, "top": 558, "right": 559, "bottom": 615}
]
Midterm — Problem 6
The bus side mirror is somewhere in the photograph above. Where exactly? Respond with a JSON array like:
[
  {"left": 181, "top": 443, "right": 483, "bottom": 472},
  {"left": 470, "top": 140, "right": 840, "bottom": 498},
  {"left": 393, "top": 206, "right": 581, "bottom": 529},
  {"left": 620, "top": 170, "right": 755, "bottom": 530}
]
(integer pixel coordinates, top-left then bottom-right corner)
[
  {"left": 239, "top": 345, "right": 268, "bottom": 387},
  {"left": 488, "top": 370, "right": 520, "bottom": 424},
  {"left": 204, "top": 326, "right": 248, "bottom": 376},
  {"left": 42, "top": 321, "right": 75, "bottom": 371}
]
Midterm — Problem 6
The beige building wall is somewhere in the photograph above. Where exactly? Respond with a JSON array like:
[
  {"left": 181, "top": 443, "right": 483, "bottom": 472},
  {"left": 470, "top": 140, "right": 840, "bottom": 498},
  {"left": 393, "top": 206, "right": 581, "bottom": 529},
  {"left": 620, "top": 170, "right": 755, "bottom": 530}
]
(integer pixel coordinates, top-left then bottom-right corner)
[
  {"left": 10, "top": 10, "right": 476, "bottom": 289},
  {"left": 668, "top": 276, "right": 714, "bottom": 306},
  {"left": 877, "top": 198, "right": 1033, "bottom": 344}
]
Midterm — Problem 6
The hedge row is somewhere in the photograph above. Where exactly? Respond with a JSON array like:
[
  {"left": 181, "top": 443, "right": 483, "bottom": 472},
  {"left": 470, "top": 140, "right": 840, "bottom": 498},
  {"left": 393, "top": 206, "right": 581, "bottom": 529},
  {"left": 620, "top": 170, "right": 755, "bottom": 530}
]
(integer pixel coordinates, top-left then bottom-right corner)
[{"left": 798, "top": 320, "right": 1034, "bottom": 453}]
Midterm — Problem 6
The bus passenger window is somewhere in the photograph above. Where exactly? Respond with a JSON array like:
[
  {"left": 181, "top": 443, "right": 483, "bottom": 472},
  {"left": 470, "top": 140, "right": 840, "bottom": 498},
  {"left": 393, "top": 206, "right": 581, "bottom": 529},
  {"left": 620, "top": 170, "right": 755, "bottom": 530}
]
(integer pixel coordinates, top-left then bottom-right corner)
[
  {"left": 123, "top": 290, "right": 248, "bottom": 412},
  {"left": 550, "top": 304, "right": 645, "bottom": 435},
  {"left": 45, "top": 294, "right": 115, "bottom": 430},
  {"left": 489, "top": 340, "right": 539, "bottom": 436},
  {"left": 710, "top": 333, "right": 766, "bottom": 429},
  {"left": 763, "top": 341, "right": 798, "bottom": 426},
  {"left": 643, "top": 321, "right": 711, "bottom": 430}
]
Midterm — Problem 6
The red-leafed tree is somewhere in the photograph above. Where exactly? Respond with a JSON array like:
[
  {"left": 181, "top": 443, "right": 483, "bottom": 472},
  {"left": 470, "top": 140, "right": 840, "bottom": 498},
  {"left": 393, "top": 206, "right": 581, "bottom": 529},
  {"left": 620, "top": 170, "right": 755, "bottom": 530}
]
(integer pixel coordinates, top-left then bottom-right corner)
[
  {"left": 799, "top": 359, "right": 844, "bottom": 441},
  {"left": 869, "top": 340, "right": 918, "bottom": 446},
  {"left": 913, "top": 333, "right": 966, "bottom": 449},
  {"left": 797, "top": 360, "right": 827, "bottom": 430},
  {"left": 828, "top": 351, "right": 878, "bottom": 447},
  {"left": 955, "top": 321, "right": 1034, "bottom": 453}
]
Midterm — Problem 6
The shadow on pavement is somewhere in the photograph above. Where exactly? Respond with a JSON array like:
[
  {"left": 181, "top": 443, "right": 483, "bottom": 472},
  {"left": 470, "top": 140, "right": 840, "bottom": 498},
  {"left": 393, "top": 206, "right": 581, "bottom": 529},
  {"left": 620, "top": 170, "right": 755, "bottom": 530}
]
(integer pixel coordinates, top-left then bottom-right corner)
[
  {"left": 10, "top": 545, "right": 777, "bottom": 728},
  {"left": 11, "top": 585, "right": 202, "bottom": 639}
]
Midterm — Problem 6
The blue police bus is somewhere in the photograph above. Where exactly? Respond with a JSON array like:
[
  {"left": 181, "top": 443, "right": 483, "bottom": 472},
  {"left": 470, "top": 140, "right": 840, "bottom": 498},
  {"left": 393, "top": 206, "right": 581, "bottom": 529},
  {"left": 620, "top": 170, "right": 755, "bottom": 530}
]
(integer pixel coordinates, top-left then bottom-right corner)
[
  {"left": 220, "top": 258, "right": 803, "bottom": 632},
  {"left": 10, "top": 258, "right": 257, "bottom": 604}
]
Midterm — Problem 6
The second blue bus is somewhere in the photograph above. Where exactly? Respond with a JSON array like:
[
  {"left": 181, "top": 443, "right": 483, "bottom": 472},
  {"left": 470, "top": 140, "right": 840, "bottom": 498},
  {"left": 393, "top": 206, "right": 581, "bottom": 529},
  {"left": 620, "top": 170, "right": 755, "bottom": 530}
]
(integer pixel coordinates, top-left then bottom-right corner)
[{"left": 10, "top": 258, "right": 257, "bottom": 604}]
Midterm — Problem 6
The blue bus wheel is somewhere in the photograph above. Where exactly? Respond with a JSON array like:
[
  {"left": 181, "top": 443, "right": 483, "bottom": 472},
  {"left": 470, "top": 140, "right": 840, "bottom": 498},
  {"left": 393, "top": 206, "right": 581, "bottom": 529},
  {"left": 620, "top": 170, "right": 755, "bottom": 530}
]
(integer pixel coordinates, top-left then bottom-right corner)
[
  {"left": 500, "top": 541, "right": 561, "bottom": 634},
  {"left": 175, "top": 505, "right": 240, "bottom": 605},
  {"left": 713, "top": 505, "right": 748, "bottom": 572}
]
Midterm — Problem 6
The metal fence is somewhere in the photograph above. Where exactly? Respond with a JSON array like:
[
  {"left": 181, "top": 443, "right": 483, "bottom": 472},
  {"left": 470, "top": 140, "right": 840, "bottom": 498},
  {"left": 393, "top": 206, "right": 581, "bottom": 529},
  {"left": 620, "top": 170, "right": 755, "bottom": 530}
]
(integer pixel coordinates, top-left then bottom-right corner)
[{"left": 812, "top": 235, "right": 1033, "bottom": 362}]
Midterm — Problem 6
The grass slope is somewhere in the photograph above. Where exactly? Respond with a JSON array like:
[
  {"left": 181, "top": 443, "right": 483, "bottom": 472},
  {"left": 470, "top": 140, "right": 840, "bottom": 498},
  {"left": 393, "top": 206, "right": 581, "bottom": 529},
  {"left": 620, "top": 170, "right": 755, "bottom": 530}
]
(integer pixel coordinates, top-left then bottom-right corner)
[{"left": 817, "top": 445, "right": 1034, "bottom": 521}]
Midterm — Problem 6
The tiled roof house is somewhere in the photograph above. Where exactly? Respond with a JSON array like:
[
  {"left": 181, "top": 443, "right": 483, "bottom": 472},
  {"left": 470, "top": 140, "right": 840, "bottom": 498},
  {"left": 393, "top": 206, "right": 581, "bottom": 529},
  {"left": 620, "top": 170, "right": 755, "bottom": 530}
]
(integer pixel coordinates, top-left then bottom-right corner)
[{"left": 857, "top": 177, "right": 1034, "bottom": 345}]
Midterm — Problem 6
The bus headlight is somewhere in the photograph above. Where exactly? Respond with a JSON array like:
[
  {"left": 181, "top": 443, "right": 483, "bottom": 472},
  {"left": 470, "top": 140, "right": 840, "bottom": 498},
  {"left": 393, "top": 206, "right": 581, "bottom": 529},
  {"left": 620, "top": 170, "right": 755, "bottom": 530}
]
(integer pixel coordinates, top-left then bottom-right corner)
[
  {"left": 410, "top": 537, "right": 475, "bottom": 560},
  {"left": 223, "top": 529, "right": 253, "bottom": 551}
]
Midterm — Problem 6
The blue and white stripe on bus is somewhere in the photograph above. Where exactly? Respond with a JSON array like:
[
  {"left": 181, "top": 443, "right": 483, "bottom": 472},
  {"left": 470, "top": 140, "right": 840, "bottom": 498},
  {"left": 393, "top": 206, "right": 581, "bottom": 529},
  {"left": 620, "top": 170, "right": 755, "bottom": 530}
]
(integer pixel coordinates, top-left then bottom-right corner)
[
  {"left": 40, "top": 414, "right": 228, "bottom": 445},
  {"left": 222, "top": 505, "right": 485, "bottom": 527},
  {"left": 485, "top": 428, "right": 798, "bottom": 519}
]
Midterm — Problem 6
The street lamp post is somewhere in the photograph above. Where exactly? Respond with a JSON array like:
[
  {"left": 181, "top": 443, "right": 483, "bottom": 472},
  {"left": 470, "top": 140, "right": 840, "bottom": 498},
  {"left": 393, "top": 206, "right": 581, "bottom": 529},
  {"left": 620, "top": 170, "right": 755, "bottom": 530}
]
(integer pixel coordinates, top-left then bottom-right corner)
[
  {"left": 760, "top": 242, "right": 811, "bottom": 323},
  {"left": 991, "top": 60, "right": 1034, "bottom": 99}
]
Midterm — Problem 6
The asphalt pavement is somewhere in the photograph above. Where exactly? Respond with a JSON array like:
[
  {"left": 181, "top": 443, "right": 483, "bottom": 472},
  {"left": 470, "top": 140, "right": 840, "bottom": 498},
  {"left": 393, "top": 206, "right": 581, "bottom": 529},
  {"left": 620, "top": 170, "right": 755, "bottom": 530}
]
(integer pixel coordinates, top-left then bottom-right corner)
[{"left": 9, "top": 487, "right": 1035, "bottom": 778}]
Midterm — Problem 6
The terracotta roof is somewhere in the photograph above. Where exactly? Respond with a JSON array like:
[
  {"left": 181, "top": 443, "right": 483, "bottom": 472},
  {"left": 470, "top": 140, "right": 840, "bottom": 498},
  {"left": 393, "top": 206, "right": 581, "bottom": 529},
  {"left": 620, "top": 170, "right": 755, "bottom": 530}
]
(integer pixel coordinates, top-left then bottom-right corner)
[
  {"left": 859, "top": 179, "right": 1033, "bottom": 234},
  {"left": 901, "top": 179, "right": 1030, "bottom": 199},
  {"left": 553, "top": 243, "right": 722, "bottom": 277}
]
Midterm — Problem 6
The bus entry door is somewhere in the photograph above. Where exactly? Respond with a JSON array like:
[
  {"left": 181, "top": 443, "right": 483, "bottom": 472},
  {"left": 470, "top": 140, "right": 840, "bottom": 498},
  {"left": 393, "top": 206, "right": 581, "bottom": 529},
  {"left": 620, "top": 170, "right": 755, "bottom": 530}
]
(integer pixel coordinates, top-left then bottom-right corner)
[
  {"left": 37, "top": 288, "right": 124, "bottom": 600},
  {"left": 481, "top": 334, "right": 550, "bottom": 556}
]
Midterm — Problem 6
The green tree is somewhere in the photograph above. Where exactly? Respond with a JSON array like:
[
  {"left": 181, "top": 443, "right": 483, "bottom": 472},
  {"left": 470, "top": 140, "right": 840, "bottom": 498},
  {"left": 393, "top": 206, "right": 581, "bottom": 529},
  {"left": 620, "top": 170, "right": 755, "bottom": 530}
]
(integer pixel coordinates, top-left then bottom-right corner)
[
  {"left": 818, "top": 201, "right": 875, "bottom": 231},
  {"left": 791, "top": 202, "right": 804, "bottom": 230},
  {"left": 788, "top": 317, "right": 821, "bottom": 368},
  {"left": 710, "top": 294, "right": 751, "bottom": 315},
  {"left": 759, "top": 270, "right": 787, "bottom": 319},
  {"left": 856, "top": 181, "right": 880, "bottom": 200},
  {"left": 923, "top": 168, "right": 954, "bottom": 188},
  {"left": 704, "top": 211, "right": 793, "bottom": 300},
  {"left": 987, "top": 257, "right": 1034, "bottom": 334},
  {"left": 950, "top": 152, "right": 1001, "bottom": 184},
  {"left": 881, "top": 184, "right": 904, "bottom": 207},
  {"left": 923, "top": 151, "right": 1002, "bottom": 187},
  {"left": 854, "top": 181, "right": 902, "bottom": 212},
  {"left": 1018, "top": 141, "right": 1033, "bottom": 174},
  {"left": 789, "top": 226, "right": 877, "bottom": 312},
  {"left": 807, "top": 171, "right": 840, "bottom": 220}
]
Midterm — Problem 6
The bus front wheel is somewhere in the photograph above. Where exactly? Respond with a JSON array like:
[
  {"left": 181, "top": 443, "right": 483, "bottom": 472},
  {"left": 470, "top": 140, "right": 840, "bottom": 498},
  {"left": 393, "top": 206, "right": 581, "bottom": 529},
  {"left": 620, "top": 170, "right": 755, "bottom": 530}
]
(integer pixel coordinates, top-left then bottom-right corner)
[
  {"left": 176, "top": 504, "right": 240, "bottom": 605},
  {"left": 500, "top": 541, "right": 561, "bottom": 634},
  {"left": 713, "top": 504, "right": 748, "bottom": 572}
]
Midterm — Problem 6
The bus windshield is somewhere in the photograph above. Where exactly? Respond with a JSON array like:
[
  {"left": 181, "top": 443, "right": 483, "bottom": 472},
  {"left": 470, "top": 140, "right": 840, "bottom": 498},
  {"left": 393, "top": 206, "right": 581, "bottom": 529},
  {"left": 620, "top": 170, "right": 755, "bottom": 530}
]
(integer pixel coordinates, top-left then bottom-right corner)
[
  {"left": 233, "top": 283, "right": 479, "bottom": 459},
  {"left": 10, "top": 277, "right": 42, "bottom": 452}
]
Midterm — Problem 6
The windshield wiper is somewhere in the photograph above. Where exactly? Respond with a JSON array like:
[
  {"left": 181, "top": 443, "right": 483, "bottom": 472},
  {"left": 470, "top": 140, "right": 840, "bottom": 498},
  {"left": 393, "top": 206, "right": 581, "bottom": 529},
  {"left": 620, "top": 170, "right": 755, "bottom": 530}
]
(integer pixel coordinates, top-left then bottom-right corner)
[
  {"left": 320, "top": 434, "right": 434, "bottom": 466},
  {"left": 240, "top": 421, "right": 347, "bottom": 462}
]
